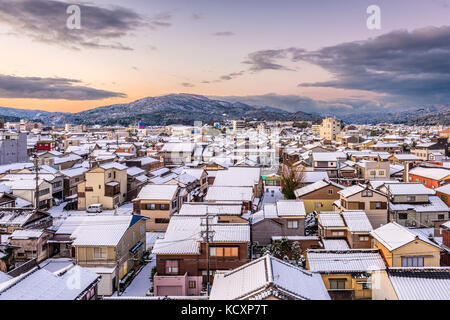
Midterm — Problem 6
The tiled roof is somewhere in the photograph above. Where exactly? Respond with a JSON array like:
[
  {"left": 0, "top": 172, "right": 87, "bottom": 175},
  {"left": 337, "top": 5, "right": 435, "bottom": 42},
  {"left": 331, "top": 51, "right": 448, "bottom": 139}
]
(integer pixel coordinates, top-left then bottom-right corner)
[
  {"left": 307, "top": 249, "right": 386, "bottom": 273},
  {"left": 210, "top": 254, "right": 330, "bottom": 300},
  {"left": 318, "top": 212, "right": 345, "bottom": 228},
  {"left": 388, "top": 268, "right": 450, "bottom": 300},
  {"left": 342, "top": 210, "right": 373, "bottom": 232}
]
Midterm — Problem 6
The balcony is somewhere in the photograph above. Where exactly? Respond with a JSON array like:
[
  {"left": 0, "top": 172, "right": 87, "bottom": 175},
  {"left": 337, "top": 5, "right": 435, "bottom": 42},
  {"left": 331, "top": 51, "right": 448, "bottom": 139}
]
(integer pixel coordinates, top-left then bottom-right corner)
[{"left": 105, "top": 182, "right": 120, "bottom": 197}]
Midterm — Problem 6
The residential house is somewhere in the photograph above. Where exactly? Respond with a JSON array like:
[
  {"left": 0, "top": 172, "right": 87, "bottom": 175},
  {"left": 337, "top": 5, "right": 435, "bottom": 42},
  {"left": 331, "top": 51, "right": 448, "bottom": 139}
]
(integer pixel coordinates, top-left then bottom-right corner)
[
  {"left": 124, "top": 157, "right": 163, "bottom": 172},
  {"left": 356, "top": 161, "right": 390, "bottom": 181},
  {"left": 0, "top": 179, "right": 53, "bottom": 209},
  {"left": 132, "top": 184, "right": 179, "bottom": 232},
  {"left": 126, "top": 167, "right": 147, "bottom": 201},
  {"left": 77, "top": 162, "right": 128, "bottom": 210},
  {"left": 388, "top": 154, "right": 421, "bottom": 165},
  {"left": 205, "top": 186, "right": 254, "bottom": 213},
  {"left": 250, "top": 200, "right": 307, "bottom": 247},
  {"left": 411, "top": 139, "right": 447, "bottom": 161},
  {"left": 71, "top": 215, "right": 147, "bottom": 296},
  {"left": 159, "top": 142, "right": 196, "bottom": 166},
  {"left": 0, "top": 192, "right": 16, "bottom": 208},
  {"left": 317, "top": 212, "right": 347, "bottom": 240},
  {"left": 436, "top": 184, "right": 450, "bottom": 207},
  {"left": 371, "top": 268, "right": 450, "bottom": 300},
  {"left": 0, "top": 209, "right": 52, "bottom": 234},
  {"left": 440, "top": 221, "right": 450, "bottom": 266},
  {"left": 384, "top": 183, "right": 449, "bottom": 227},
  {"left": 294, "top": 179, "right": 344, "bottom": 213},
  {"left": 370, "top": 222, "right": 442, "bottom": 267},
  {"left": 60, "top": 167, "right": 88, "bottom": 198},
  {"left": 152, "top": 215, "right": 250, "bottom": 296},
  {"left": 337, "top": 184, "right": 389, "bottom": 229},
  {"left": 305, "top": 249, "right": 386, "bottom": 300},
  {"left": 210, "top": 254, "right": 330, "bottom": 300},
  {"left": 0, "top": 264, "right": 100, "bottom": 300},
  {"left": 408, "top": 167, "right": 450, "bottom": 189},
  {"left": 8, "top": 229, "right": 53, "bottom": 264},
  {"left": 341, "top": 210, "right": 373, "bottom": 249},
  {"left": 213, "top": 167, "right": 263, "bottom": 198},
  {"left": 178, "top": 203, "right": 247, "bottom": 224}
]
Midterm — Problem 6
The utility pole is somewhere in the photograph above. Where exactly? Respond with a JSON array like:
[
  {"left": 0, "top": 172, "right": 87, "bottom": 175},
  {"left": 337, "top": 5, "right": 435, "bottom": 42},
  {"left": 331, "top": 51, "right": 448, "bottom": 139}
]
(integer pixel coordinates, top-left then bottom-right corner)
[
  {"left": 205, "top": 205, "right": 211, "bottom": 296},
  {"left": 33, "top": 153, "right": 39, "bottom": 211}
]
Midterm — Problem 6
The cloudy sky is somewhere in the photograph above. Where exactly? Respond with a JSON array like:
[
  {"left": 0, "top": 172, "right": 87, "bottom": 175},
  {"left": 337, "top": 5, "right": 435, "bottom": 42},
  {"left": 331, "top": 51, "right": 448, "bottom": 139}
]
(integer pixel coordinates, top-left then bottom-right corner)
[{"left": 0, "top": 0, "right": 449, "bottom": 113}]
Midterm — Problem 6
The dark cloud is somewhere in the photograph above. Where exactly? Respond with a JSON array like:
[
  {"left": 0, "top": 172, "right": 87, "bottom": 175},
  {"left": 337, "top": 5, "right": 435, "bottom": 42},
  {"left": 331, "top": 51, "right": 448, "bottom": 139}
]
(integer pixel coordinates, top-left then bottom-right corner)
[
  {"left": 0, "top": 0, "right": 171, "bottom": 50},
  {"left": 181, "top": 82, "right": 195, "bottom": 88},
  {"left": 212, "top": 31, "right": 235, "bottom": 37},
  {"left": 211, "top": 94, "right": 390, "bottom": 115},
  {"left": 0, "top": 74, "right": 126, "bottom": 100},
  {"left": 295, "top": 26, "right": 450, "bottom": 103},
  {"left": 243, "top": 48, "right": 302, "bottom": 72},
  {"left": 219, "top": 71, "right": 245, "bottom": 81},
  {"left": 234, "top": 26, "right": 450, "bottom": 108}
]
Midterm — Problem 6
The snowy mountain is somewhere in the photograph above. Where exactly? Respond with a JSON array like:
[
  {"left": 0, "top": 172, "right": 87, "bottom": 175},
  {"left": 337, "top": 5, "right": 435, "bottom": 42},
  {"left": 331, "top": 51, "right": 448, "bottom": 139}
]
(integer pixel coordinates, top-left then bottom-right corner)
[{"left": 0, "top": 94, "right": 321, "bottom": 126}]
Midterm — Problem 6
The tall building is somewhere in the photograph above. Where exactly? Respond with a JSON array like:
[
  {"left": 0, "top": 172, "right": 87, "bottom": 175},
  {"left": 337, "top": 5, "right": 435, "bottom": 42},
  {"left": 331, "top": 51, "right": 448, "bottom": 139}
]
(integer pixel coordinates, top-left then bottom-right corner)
[
  {"left": 319, "top": 117, "right": 342, "bottom": 140},
  {"left": 0, "top": 130, "right": 28, "bottom": 165}
]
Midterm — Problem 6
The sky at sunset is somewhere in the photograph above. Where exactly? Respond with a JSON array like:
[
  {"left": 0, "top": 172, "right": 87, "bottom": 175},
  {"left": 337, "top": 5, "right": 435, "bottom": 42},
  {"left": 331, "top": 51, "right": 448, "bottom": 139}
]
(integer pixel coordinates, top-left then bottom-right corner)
[{"left": 0, "top": 0, "right": 449, "bottom": 114}]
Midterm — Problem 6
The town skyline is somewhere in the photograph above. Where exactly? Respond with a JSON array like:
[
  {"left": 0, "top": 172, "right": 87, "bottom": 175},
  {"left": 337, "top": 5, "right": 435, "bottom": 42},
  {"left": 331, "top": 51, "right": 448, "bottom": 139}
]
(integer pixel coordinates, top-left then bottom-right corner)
[{"left": 0, "top": 0, "right": 449, "bottom": 114}]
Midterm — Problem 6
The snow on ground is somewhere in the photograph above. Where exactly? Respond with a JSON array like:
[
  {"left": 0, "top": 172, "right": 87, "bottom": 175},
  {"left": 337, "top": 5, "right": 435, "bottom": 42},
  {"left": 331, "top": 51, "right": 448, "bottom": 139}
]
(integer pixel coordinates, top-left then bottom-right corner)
[
  {"left": 146, "top": 232, "right": 165, "bottom": 250},
  {"left": 119, "top": 256, "right": 156, "bottom": 297},
  {"left": 260, "top": 186, "right": 284, "bottom": 208},
  {"left": 112, "top": 254, "right": 156, "bottom": 297}
]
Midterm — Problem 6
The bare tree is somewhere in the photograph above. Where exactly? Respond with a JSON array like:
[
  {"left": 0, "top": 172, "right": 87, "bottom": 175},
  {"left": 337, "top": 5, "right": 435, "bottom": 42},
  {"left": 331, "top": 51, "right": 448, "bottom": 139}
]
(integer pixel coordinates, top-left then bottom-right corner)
[{"left": 280, "top": 159, "right": 305, "bottom": 199}]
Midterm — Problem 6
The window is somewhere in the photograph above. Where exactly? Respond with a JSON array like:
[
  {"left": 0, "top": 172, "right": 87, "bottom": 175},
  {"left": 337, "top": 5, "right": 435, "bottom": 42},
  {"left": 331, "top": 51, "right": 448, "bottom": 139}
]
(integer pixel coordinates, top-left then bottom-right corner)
[
  {"left": 328, "top": 189, "right": 333, "bottom": 195},
  {"left": 155, "top": 218, "right": 170, "bottom": 224},
  {"left": 370, "top": 202, "right": 387, "bottom": 210},
  {"left": 378, "top": 170, "right": 385, "bottom": 176},
  {"left": 165, "top": 260, "right": 179, "bottom": 274},
  {"left": 160, "top": 204, "right": 168, "bottom": 210},
  {"left": 172, "top": 200, "right": 177, "bottom": 208},
  {"left": 145, "top": 203, "right": 156, "bottom": 210},
  {"left": 369, "top": 170, "right": 376, "bottom": 176},
  {"left": 398, "top": 213, "right": 408, "bottom": 219},
  {"left": 329, "top": 279, "right": 346, "bottom": 290},
  {"left": 359, "top": 235, "right": 370, "bottom": 241},
  {"left": 85, "top": 186, "right": 93, "bottom": 192},
  {"left": 362, "top": 190, "right": 373, "bottom": 197},
  {"left": 93, "top": 247, "right": 107, "bottom": 260},
  {"left": 314, "top": 202, "right": 323, "bottom": 209},
  {"left": 438, "top": 214, "right": 445, "bottom": 220},
  {"left": 332, "top": 231, "right": 345, "bottom": 236},
  {"left": 401, "top": 256, "right": 424, "bottom": 267},
  {"left": 287, "top": 220, "right": 299, "bottom": 229},
  {"left": 38, "top": 188, "right": 50, "bottom": 196},
  {"left": 210, "top": 247, "right": 238, "bottom": 257},
  {"left": 407, "top": 196, "right": 416, "bottom": 202},
  {"left": 189, "top": 281, "right": 196, "bottom": 289}
]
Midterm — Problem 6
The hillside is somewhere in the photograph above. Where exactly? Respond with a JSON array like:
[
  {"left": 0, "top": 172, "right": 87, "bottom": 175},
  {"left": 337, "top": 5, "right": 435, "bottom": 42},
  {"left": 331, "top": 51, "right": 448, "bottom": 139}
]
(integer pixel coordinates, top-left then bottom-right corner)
[{"left": 0, "top": 94, "right": 321, "bottom": 126}]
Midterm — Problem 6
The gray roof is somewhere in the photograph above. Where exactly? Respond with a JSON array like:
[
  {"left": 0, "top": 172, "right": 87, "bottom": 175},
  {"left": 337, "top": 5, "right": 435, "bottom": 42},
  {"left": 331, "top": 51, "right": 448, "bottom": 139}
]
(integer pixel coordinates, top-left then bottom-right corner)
[{"left": 388, "top": 268, "right": 450, "bottom": 300}]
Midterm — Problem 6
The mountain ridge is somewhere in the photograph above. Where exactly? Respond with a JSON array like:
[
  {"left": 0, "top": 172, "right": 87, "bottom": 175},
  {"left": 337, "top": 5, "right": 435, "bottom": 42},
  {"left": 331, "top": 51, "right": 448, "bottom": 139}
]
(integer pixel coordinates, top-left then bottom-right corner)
[{"left": 0, "top": 94, "right": 321, "bottom": 126}]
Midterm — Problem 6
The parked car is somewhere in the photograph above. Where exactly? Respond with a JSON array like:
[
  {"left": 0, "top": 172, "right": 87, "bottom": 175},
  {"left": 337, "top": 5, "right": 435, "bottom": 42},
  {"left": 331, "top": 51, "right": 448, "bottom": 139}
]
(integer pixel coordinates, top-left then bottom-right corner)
[{"left": 86, "top": 204, "right": 103, "bottom": 213}]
